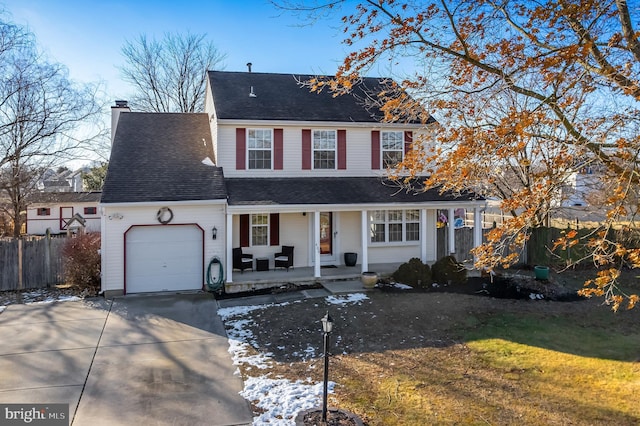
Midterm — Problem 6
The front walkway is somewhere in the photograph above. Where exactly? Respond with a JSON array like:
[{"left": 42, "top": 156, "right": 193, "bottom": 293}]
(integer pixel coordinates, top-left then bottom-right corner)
[{"left": 225, "top": 262, "right": 402, "bottom": 293}]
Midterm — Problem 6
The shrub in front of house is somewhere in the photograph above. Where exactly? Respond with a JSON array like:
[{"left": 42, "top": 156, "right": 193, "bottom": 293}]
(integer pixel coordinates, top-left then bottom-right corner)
[
  {"left": 62, "top": 233, "right": 101, "bottom": 288},
  {"left": 392, "top": 257, "right": 431, "bottom": 288},
  {"left": 432, "top": 255, "right": 467, "bottom": 285}
]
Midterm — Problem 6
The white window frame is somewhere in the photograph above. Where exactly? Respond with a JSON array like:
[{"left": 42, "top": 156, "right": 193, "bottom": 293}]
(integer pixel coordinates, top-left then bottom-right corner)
[
  {"left": 381, "top": 131, "right": 404, "bottom": 169},
  {"left": 369, "top": 209, "right": 420, "bottom": 244},
  {"left": 312, "top": 129, "right": 337, "bottom": 170},
  {"left": 247, "top": 128, "right": 273, "bottom": 170},
  {"left": 250, "top": 213, "right": 270, "bottom": 247}
]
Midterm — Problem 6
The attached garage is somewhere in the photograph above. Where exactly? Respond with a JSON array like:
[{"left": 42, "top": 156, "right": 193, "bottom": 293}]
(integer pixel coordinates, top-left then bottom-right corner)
[{"left": 125, "top": 224, "right": 204, "bottom": 294}]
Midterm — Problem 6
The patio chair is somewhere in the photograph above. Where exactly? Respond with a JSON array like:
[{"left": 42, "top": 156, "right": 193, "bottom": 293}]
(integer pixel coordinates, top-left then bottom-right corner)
[
  {"left": 274, "top": 245, "right": 294, "bottom": 271},
  {"left": 233, "top": 247, "right": 253, "bottom": 273}
]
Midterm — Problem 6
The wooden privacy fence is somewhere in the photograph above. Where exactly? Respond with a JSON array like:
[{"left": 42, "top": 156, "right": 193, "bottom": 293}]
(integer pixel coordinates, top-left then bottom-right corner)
[
  {"left": 437, "top": 225, "right": 640, "bottom": 267},
  {"left": 0, "top": 235, "right": 66, "bottom": 291}
]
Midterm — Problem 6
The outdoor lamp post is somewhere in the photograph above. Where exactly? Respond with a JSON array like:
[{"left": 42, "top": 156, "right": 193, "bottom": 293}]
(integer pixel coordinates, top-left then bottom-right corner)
[{"left": 321, "top": 311, "right": 334, "bottom": 422}]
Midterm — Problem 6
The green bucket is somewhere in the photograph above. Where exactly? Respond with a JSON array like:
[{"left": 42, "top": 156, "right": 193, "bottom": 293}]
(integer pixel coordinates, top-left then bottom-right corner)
[{"left": 534, "top": 266, "right": 550, "bottom": 280}]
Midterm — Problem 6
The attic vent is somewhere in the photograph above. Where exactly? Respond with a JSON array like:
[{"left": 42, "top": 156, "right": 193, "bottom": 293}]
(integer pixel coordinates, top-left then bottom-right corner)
[
  {"left": 249, "top": 86, "right": 257, "bottom": 98},
  {"left": 246, "top": 62, "right": 252, "bottom": 72}
]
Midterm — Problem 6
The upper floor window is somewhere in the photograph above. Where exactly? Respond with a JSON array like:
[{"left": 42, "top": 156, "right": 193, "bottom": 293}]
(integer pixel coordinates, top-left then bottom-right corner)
[
  {"left": 37, "top": 208, "right": 50, "bottom": 216},
  {"left": 248, "top": 129, "right": 272, "bottom": 169},
  {"left": 251, "top": 213, "right": 269, "bottom": 246},
  {"left": 313, "top": 130, "right": 336, "bottom": 169},
  {"left": 370, "top": 209, "right": 420, "bottom": 243},
  {"left": 381, "top": 131, "right": 404, "bottom": 168},
  {"left": 84, "top": 207, "right": 97, "bottom": 215}
]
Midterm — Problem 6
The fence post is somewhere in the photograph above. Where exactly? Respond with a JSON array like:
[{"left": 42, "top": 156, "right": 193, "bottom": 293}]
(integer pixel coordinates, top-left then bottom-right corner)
[
  {"left": 45, "top": 228, "right": 52, "bottom": 288},
  {"left": 17, "top": 238, "right": 23, "bottom": 290}
]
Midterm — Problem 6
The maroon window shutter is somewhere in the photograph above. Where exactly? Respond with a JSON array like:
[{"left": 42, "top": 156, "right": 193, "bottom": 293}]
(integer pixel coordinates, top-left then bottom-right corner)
[
  {"left": 337, "top": 129, "right": 347, "bottom": 170},
  {"left": 274, "top": 128, "right": 283, "bottom": 170},
  {"left": 302, "top": 129, "right": 312, "bottom": 170},
  {"left": 240, "top": 214, "right": 250, "bottom": 247},
  {"left": 270, "top": 213, "right": 280, "bottom": 246},
  {"left": 371, "top": 130, "right": 380, "bottom": 169},
  {"left": 404, "top": 131, "right": 413, "bottom": 154},
  {"left": 236, "top": 128, "right": 246, "bottom": 170}
]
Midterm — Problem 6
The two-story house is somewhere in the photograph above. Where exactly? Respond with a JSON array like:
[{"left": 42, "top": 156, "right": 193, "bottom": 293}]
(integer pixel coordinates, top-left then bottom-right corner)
[{"left": 100, "top": 71, "right": 485, "bottom": 296}]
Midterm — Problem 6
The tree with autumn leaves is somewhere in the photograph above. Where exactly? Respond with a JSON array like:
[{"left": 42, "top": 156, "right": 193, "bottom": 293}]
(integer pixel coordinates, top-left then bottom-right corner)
[{"left": 279, "top": 0, "right": 640, "bottom": 310}]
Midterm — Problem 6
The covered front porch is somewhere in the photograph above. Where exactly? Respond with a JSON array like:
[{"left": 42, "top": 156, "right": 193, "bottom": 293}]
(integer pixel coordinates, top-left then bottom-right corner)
[
  {"left": 224, "top": 261, "right": 402, "bottom": 293},
  {"left": 222, "top": 176, "right": 486, "bottom": 292}
]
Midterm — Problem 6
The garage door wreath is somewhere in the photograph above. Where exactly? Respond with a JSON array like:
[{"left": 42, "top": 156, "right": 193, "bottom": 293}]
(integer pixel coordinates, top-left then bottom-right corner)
[{"left": 156, "top": 207, "right": 174, "bottom": 224}]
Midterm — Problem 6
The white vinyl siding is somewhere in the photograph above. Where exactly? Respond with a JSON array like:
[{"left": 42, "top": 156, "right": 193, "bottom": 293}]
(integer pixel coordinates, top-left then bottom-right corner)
[
  {"left": 100, "top": 203, "right": 226, "bottom": 293},
  {"left": 215, "top": 125, "right": 429, "bottom": 177}
]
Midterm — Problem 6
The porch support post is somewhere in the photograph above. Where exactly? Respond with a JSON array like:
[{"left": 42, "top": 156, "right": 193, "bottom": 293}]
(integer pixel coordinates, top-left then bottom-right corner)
[
  {"left": 420, "top": 209, "right": 427, "bottom": 263},
  {"left": 473, "top": 207, "right": 483, "bottom": 260},
  {"left": 360, "top": 210, "right": 369, "bottom": 273},
  {"left": 448, "top": 207, "right": 456, "bottom": 254},
  {"left": 314, "top": 211, "right": 321, "bottom": 278},
  {"left": 226, "top": 212, "right": 233, "bottom": 283}
]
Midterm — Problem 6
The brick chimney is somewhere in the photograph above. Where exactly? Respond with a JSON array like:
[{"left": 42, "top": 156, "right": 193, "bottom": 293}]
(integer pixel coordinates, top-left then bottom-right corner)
[{"left": 111, "top": 100, "right": 130, "bottom": 142}]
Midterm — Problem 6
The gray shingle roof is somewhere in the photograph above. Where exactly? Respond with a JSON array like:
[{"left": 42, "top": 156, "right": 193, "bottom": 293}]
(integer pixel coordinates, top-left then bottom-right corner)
[
  {"left": 226, "top": 177, "right": 481, "bottom": 206},
  {"left": 101, "top": 113, "right": 227, "bottom": 204},
  {"left": 208, "top": 71, "right": 433, "bottom": 123},
  {"left": 28, "top": 192, "right": 102, "bottom": 204}
]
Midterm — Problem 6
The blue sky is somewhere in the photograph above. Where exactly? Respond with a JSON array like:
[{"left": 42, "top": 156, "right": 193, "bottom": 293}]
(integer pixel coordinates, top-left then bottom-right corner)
[{"left": 3, "top": 0, "right": 357, "bottom": 101}]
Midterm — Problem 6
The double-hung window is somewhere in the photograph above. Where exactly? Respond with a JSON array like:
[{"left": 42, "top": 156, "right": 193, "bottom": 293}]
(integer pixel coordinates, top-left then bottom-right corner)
[
  {"left": 251, "top": 214, "right": 269, "bottom": 246},
  {"left": 370, "top": 209, "right": 420, "bottom": 243},
  {"left": 381, "top": 131, "right": 404, "bottom": 168},
  {"left": 313, "top": 130, "right": 336, "bottom": 169},
  {"left": 248, "top": 129, "right": 272, "bottom": 169}
]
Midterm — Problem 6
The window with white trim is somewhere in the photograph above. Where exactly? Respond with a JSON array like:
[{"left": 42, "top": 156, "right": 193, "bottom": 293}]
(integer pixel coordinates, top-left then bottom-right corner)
[
  {"left": 370, "top": 209, "right": 420, "bottom": 243},
  {"left": 313, "top": 130, "right": 336, "bottom": 169},
  {"left": 381, "top": 131, "right": 403, "bottom": 168},
  {"left": 251, "top": 213, "right": 269, "bottom": 246},
  {"left": 248, "top": 129, "right": 272, "bottom": 169}
]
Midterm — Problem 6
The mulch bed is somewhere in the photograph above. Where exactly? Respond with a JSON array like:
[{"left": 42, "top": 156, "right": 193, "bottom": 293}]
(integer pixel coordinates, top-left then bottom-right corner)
[
  {"left": 379, "top": 273, "right": 583, "bottom": 302},
  {"left": 296, "top": 408, "right": 363, "bottom": 426}
]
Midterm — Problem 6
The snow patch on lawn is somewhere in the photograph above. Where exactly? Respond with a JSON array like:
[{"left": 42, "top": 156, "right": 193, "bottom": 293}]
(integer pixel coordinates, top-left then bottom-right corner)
[
  {"left": 30, "top": 295, "right": 82, "bottom": 304},
  {"left": 240, "top": 376, "right": 334, "bottom": 425},
  {"left": 220, "top": 299, "right": 336, "bottom": 425},
  {"left": 325, "top": 293, "right": 369, "bottom": 305},
  {"left": 391, "top": 282, "right": 413, "bottom": 290}
]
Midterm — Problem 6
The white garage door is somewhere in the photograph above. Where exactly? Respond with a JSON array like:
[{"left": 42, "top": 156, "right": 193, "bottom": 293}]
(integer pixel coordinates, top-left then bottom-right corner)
[{"left": 126, "top": 225, "right": 203, "bottom": 293}]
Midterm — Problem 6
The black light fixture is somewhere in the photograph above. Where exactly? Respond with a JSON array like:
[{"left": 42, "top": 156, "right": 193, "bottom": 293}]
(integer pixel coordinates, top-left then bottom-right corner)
[
  {"left": 212, "top": 226, "right": 217, "bottom": 240},
  {"left": 321, "top": 311, "right": 334, "bottom": 422}
]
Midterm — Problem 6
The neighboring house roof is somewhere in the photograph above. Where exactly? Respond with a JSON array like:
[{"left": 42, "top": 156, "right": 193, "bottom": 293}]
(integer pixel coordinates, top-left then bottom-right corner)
[
  {"left": 101, "top": 113, "right": 227, "bottom": 203},
  {"left": 208, "top": 71, "right": 433, "bottom": 124},
  {"left": 225, "top": 177, "right": 482, "bottom": 206},
  {"left": 28, "top": 192, "right": 102, "bottom": 204}
]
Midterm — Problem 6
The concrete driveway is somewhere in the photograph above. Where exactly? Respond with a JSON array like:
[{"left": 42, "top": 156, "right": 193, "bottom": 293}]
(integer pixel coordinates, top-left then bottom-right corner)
[{"left": 0, "top": 293, "right": 253, "bottom": 426}]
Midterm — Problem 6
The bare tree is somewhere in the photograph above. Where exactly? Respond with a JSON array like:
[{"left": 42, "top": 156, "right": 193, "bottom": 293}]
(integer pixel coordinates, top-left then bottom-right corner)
[
  {"left": 120, "top": 32, "right": 226, "bottom": 113},
  {"left": 0, "top": 14, "right": 104, "bottom": 237}
]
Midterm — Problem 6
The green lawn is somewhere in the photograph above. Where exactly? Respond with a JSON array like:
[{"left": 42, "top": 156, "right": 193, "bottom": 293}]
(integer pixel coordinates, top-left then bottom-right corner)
[{"left": 329, "top": 299, "right": 640, "bottom": 425}]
